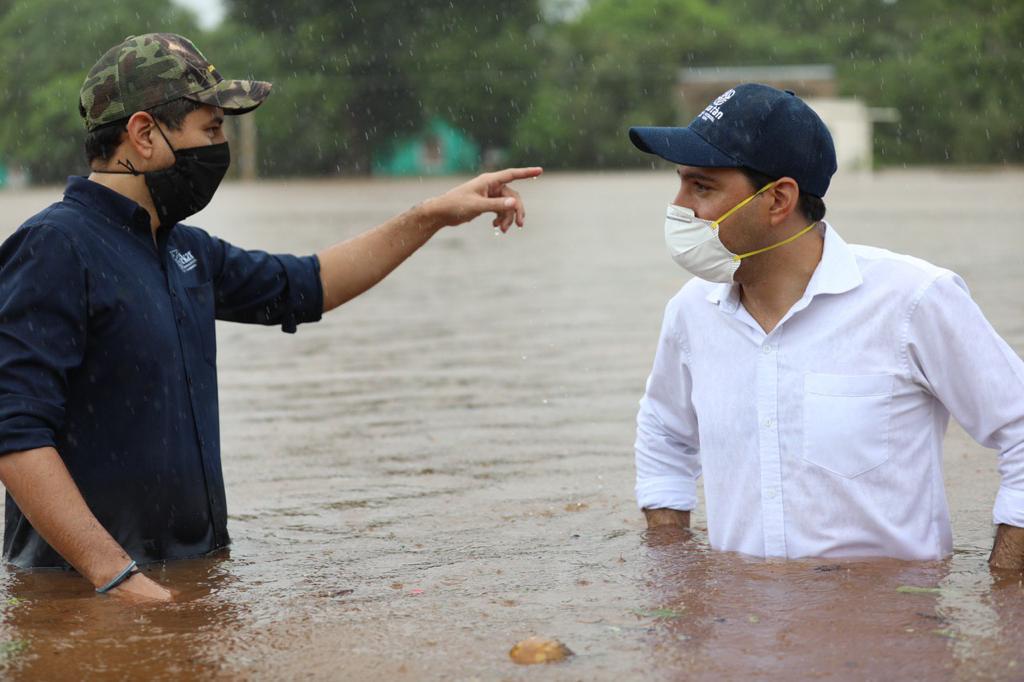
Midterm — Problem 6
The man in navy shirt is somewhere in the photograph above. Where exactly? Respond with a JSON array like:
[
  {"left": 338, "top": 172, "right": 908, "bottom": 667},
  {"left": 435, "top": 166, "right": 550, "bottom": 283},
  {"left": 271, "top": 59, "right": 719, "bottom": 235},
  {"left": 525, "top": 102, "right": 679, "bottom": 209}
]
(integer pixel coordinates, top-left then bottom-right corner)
[{"left": 0, "top": 33, "right": 541, "bottom": 601}]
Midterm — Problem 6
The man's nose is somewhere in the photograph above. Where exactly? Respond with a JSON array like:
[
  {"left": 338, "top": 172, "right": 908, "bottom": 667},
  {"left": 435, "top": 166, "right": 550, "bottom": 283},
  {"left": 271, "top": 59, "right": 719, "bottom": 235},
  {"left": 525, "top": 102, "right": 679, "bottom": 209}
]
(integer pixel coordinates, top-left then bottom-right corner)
[{"left": 672, "top": 192, "right": 700, "bottom": 217}]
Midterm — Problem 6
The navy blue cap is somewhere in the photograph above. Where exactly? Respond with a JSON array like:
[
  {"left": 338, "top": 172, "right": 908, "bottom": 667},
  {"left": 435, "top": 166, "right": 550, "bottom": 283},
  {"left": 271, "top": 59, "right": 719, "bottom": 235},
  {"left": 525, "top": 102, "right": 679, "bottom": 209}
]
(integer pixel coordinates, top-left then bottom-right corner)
[{"left": 629, "top": 83, "right": 837, "bottom": 198}]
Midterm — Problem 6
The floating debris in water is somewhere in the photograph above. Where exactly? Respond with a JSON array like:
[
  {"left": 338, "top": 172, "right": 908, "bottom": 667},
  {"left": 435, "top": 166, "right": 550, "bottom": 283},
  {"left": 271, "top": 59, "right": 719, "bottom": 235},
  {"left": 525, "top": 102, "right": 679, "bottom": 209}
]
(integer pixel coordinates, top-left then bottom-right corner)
[
  {"left": 508, "top": 637, "right": 574, "bottom": 665},
  {"left": 0, "top": 640, "right": 27, "bottom": 663},
  {"left": 633, "top": 608, "right": 683, "bottom": 620}
]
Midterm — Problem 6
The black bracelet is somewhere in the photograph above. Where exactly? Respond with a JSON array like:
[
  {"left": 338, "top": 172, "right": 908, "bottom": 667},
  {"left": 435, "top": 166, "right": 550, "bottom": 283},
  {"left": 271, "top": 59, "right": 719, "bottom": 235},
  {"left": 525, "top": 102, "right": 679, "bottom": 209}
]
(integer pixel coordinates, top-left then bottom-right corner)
[{"left": 95, "top": 560, "right": 139, "bottom": 594}]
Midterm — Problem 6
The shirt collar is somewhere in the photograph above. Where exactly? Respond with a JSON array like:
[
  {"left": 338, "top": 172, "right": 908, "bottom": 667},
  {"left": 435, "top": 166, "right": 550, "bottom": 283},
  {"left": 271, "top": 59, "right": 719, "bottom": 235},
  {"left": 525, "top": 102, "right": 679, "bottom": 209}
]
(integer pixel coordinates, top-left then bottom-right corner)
[
  {"left": 63, "top": 176, "right": 152, "bottom": 233},
  {"left": 704, "top": 222, "right": 863, "bottom": 313}
]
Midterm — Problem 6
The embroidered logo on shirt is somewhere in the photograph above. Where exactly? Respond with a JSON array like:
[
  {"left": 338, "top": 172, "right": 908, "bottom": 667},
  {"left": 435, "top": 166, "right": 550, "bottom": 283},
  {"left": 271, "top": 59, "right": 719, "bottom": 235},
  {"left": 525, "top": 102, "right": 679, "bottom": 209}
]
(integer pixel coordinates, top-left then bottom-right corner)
[{"left": 169, "top": 249, "right": 198, "bottom": 273}]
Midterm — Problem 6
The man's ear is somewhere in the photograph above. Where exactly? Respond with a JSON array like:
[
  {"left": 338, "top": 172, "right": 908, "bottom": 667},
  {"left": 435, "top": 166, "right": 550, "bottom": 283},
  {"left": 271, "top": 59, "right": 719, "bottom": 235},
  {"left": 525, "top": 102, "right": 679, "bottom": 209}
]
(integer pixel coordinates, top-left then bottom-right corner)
[
  {"left": 124, "top": 111, "right": 159, "bottom": 161},
  {"left": 767, "top": 177, "right": 801, "bottom": 226}
]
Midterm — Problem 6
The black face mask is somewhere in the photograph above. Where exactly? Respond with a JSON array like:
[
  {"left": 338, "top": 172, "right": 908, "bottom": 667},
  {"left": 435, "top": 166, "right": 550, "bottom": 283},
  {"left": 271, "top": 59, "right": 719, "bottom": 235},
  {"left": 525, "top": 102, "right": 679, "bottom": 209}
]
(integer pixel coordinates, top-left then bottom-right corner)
[{"left": 94, "top": 123, "right": 231, "bottom": 227}]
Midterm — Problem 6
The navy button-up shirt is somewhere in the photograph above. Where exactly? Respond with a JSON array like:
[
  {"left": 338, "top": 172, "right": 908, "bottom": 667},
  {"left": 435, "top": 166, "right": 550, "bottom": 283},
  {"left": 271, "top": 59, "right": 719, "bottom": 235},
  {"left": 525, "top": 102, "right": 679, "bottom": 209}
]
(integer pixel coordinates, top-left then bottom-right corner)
[{"left": 0, "top": 177, "right": 323, "bottom": 568}]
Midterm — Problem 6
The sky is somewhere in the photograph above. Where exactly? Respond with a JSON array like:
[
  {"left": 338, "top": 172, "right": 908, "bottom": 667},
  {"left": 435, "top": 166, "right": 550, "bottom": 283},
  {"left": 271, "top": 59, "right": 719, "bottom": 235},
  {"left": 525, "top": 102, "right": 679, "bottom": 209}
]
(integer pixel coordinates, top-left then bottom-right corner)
[{"left": 170, "top": 0, "right": 226, "bottom": 30}]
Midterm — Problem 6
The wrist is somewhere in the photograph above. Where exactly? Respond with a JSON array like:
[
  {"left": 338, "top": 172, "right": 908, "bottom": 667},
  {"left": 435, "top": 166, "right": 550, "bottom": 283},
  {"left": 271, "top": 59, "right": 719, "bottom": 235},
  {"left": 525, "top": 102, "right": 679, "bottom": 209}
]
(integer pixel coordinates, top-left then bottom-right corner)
[
  {"left": 86, "top": 554, "right": 135, "bottom": 589},
  {"left": 410, "top": 199, "right": 446, "bottom": 233},
  {"left": 989, "top": 523, "right": 1024, "bottom": 570},
  {"left": 95, "top": 559, "right": 139, "bottom": 593},
  {"left": 643, "top": 507, "right": 691, "bottom": 528}
]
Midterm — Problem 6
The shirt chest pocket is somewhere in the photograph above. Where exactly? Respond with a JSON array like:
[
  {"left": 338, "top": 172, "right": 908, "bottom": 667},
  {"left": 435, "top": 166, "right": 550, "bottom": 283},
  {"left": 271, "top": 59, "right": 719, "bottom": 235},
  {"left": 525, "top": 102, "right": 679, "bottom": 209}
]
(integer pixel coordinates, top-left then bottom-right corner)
[
  {"left": 802, "top": 373, "right": 893, "bottom": 478},
  {"left": 184, "top": 282, "right": 217, "bottom": 366}
]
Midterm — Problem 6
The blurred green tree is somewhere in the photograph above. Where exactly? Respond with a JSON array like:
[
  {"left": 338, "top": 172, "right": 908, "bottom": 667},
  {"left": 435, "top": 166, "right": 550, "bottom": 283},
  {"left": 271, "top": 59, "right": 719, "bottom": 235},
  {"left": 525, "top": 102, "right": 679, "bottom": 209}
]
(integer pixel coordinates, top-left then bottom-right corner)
[
  {"left": 0, "top": 0, "right": 197, "bottom": 184},
  {"left": 511, "top": 0, "right": 795, "bottom": 168},
  {"left": 836, "top": 0, "right": 1024, "bottom": 164},
  {"left": 0, "top": 0, "right": 1019, "bottom": 182},
  {"left": 510, "top": 0, "right": 1023, "bottom": 168},
  {"left": 214, "top": 1, "right": 542, "bottom": 175},
  {"left": 409, "top": 4, "right": 544, "bottom": 159}
]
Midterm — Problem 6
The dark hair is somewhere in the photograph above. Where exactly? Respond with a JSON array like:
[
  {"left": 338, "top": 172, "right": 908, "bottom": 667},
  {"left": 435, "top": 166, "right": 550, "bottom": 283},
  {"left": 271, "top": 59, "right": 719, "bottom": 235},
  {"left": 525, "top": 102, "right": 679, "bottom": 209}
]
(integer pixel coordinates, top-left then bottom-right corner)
[
  {"left": 739, "top": 167, "right": 826, "bottom": 223},
  {"left": 84, "top": 97, "right": 204, "bottom": 165}
]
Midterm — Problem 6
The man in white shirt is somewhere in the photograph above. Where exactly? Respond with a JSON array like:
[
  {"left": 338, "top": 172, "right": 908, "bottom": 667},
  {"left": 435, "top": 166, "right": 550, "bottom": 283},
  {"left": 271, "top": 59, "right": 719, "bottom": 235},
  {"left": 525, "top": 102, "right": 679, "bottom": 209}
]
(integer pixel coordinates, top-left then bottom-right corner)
[{"left": 629, "top": 83, "right": 1024, "bottom": 568}]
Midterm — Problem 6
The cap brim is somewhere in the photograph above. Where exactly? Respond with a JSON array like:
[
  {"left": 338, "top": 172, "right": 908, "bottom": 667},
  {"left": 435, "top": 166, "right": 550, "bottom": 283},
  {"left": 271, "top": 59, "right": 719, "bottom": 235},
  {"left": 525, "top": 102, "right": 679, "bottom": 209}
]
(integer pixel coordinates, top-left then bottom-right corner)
[
  {"left": 188, "top": 79, "right": 272, "bottom": 115},
  {"left": 629, "top": 126, "right": 738, "bottom": 168}
]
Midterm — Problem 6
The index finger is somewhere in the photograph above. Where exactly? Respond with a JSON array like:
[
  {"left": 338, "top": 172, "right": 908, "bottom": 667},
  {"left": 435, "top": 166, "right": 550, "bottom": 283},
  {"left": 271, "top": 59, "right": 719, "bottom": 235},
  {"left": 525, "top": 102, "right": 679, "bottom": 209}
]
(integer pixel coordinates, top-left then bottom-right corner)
[{"left": 488, "top": 166, "right": 544, "bottom": 185}]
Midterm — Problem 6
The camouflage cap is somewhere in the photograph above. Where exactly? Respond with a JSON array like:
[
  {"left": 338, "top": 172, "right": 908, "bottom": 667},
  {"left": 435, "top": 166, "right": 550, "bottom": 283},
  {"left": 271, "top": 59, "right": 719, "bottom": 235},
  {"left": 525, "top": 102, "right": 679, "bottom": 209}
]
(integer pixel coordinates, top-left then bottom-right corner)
[{"left": 79, "top": 33, "right": 272, "bottom": 131}]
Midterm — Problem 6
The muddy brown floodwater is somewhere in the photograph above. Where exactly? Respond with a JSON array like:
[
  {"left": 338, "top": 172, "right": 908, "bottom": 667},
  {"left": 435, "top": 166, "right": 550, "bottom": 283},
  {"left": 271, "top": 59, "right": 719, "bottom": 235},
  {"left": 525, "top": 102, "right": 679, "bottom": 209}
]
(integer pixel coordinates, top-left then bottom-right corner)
[{"left": 0, "top": 169, "right": 1023, "bottom": 680}]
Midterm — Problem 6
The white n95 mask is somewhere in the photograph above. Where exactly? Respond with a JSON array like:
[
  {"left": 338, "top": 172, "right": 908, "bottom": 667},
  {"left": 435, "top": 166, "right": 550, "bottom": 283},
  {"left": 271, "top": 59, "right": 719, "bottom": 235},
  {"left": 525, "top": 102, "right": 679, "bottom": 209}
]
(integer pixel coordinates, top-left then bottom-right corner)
[
  {"left": 664, "top": 204, "right": 742, "bottom": 283},
  {"left": 663, "top": 180, "right": 817, "bottom": 283}
]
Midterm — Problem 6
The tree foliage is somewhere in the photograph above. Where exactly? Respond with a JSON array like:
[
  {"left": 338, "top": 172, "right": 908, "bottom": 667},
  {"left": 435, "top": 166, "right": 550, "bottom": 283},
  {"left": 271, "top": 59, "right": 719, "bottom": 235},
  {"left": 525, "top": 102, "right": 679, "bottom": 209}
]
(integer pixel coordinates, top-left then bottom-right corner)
[
  {"left": 207, "top": 1, "right": 544, "bottom": 175},
  {"left": 511, "top": 0, "right": 1024, "bottom": 168},
  {"left": 0, "top": 0, "right": 197, "bottom": 183},
  {"left": 0, "top": 0, "right": 1019, "bottom": 182}
]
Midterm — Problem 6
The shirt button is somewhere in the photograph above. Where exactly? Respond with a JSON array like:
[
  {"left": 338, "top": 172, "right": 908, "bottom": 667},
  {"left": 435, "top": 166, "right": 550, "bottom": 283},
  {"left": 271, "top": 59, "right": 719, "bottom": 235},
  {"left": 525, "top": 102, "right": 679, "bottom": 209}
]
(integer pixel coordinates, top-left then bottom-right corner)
[
  {"left": 765, "top": 488, "right": 778, "bottom": 500},
  {"left": 763, "top": 418, "right": 773, "bottom": 428},
  {"left": 762, "top": 344, "right": 774, "bottom": 355}
]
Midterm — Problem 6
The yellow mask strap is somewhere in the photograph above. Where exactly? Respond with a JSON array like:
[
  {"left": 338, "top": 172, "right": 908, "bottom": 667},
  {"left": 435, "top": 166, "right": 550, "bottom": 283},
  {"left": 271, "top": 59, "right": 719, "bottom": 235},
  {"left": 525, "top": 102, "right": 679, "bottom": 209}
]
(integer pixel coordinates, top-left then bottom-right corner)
[
  {"left": 710, "top": 180, "right": 777, "bottom": 230},
  {"left": 733, "top": 221, "right": 818, "bottom": 262}
]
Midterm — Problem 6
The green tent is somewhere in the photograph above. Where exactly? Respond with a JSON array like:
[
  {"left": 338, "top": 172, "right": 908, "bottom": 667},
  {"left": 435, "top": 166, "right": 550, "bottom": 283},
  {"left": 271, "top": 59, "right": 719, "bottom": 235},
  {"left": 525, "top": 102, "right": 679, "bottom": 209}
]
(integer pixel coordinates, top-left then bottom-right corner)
[{"left": 373, "top": 117, "right": 479, "bottom": 176}]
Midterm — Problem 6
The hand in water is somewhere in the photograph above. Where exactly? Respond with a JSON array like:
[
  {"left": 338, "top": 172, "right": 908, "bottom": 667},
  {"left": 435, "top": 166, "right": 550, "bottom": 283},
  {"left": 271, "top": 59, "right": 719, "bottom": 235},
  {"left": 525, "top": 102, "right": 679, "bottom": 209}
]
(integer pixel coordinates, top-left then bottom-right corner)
[
  {"left": 989, "top": 524, "right": 1024, "bottom": 572},
  {"left": 643, "top": 508, "right": 694, "bottom": 546},
  {"left": 643, "top": 524, "right": 695, "bottom": 547},
  {"left": 108, "top": 572, "right": 175, "bottom": 602}
]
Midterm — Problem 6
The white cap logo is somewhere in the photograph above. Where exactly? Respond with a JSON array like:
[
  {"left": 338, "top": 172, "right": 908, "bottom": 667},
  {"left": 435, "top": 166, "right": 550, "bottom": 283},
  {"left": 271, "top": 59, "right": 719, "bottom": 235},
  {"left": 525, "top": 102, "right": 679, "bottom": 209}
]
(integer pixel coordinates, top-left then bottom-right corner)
[
  {"left": 713, "top": 89, "right": 736, "bottom": 106},
  {"left": 700, "top": 89, "right": 736, "bottom": 123}
]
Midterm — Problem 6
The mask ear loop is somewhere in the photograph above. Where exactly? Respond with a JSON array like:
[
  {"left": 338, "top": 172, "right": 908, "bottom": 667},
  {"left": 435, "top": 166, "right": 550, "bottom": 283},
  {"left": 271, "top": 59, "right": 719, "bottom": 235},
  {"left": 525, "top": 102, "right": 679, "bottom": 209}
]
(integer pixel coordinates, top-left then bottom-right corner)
[
  {"left": 151, "top": 120, "right": 176, "bottom": 154},
  {"left": 92, "top": 157, "right": 142, "bottom": 176},
  {"left": 90, "top": 115, "right": 175, "bottom": 176},
  {"left": 733, "top": 221, "right": 818, "bottom": 262},
  {"left": 709, "top": 180, "right": 778, "bottom": 231},
  {"left": 115, "top": 159, "right": 141, "bottom": 175},
  {"left": 725, "top": 180, "right": 818, "bottom": 261}
]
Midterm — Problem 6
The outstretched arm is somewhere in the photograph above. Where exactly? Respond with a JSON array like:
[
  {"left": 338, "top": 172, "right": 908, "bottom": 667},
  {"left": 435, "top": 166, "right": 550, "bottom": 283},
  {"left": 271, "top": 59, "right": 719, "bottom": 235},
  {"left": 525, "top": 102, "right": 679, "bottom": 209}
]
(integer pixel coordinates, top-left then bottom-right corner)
[{"left": 317, "top": 167, "right": 542, "bottom": 312}]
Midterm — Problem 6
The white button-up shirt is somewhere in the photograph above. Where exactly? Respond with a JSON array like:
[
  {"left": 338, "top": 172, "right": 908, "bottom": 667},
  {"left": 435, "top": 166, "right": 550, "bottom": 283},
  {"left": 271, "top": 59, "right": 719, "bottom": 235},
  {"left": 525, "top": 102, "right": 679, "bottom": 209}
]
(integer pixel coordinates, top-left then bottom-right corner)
[{"left": 635, "top": 224, "right": 1024, "bottom": 560}]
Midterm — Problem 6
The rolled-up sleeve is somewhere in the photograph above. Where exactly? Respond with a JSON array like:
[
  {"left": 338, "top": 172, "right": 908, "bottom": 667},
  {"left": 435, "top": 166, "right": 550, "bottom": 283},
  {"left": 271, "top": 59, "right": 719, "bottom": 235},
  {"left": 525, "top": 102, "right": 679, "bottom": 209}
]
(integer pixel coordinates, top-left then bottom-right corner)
[
  {"left": 209, "top": 236, "right": 323, "bottom": 333},
  {"left": 905, "top": 273, "right": 1024, "bottom": 528},
  {"left": 635, "top": 299, "right": 702, "bottom": 511},
  {"left": 0, "top": 225, "right": 87, "bottom": 456}
]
